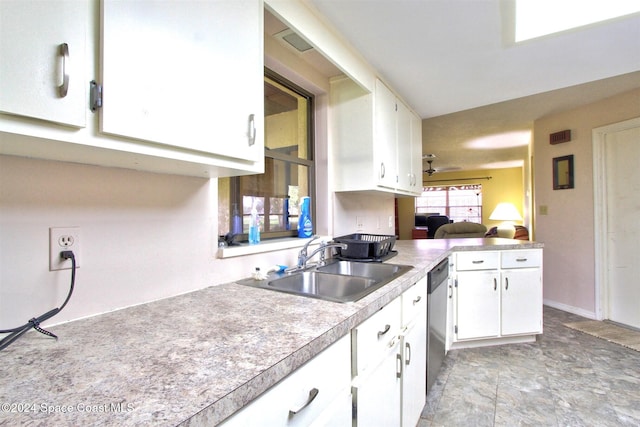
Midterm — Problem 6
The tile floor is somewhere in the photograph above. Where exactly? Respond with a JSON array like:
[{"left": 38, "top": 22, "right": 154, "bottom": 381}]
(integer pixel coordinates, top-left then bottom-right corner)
[{"left": 419, "top": 306, "right": 640, "bottom": 426}]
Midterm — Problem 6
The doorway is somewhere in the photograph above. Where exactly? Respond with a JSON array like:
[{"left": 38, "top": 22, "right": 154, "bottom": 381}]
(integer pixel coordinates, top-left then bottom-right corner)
[{"left": 593, "top": 117, "right": 640, "bottom": 329}]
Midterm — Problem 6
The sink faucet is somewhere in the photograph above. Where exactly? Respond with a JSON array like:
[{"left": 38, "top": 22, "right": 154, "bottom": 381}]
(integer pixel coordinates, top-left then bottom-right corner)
[{"left": 292, "top": 236, "right": 347, "bottom": 270}]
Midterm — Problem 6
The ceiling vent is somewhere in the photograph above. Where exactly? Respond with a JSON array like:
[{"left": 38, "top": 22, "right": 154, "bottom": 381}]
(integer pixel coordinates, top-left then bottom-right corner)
[
  {"left": 274, "top": 28, "right": 314, "bottom": 53},
  {"left": 550, "top": 129, "right": 571, "bottom": 145}
]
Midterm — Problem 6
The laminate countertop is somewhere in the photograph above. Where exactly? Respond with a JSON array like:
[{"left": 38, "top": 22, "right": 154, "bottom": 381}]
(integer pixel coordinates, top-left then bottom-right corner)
[{"left": 0, "top": 238, "right": 542, "bottom": 426}]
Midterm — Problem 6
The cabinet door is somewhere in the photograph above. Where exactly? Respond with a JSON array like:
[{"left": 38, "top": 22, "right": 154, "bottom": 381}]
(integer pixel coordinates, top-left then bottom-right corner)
[
  {"left": 396, "top": 100, "right": 412, "bottom": 192},
  {"left": 455, "top": 271, "right": 500, "bottom": 340},
  {"left": 374, "top": 79, "right": 398, "bottom": 190},
  {"left": 101, "top": 0, "right": 263, "bottom": 162},
  {"left": 501, "top": 269, "right": 543, "bottom": 336},
  {"left": 401, "top": 313, "right": 427, "bottom": 427},
  {"left": 353, "top": 341, "right": 402, "bottom": 427},
  {"left": 409, "top": 110, "right": 423, "bottom": 193},
  {"left": 221, "top": 335, "right": 350, "bottom": 427},
  {"left": 353, "top": 297, "right": 401, "bottom": 376},
  {"left": 0, "top": 0, "right": 87, "bottom": 127}
]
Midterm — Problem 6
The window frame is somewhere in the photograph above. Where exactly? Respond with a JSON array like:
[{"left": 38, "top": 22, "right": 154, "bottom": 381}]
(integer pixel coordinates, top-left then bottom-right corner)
[
  {"left": 416, "top": 184, "right": 483, "bottom": 223},
  {"left": 219, "top": 69, "right": 315, "bottom": 243}
]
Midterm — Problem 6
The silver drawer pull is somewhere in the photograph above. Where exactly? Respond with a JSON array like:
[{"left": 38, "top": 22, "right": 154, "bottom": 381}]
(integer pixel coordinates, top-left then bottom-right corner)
[
  {"left": 377, "top": 324, "right": 391, "bottom": 338},
  {"left": 58, "top": 43, "right": 69, "bottom": 97},
  {"left": 289, "top": 388, "right": 319, "bottom": 416},
  {"left": 516, "top": 258, "right": 528, "bottom": 262},
  {"left": 405, "top": 342, "right": 412, "bottom": 365},
  {"left": 413, "top": 295, "right": 421, "bottom": 305},
  {"left": 472, "top": 260, "right": 484, "bottom": 264},
  {"left": 247, "top": 114, "right": 256, "bottom": 146}
]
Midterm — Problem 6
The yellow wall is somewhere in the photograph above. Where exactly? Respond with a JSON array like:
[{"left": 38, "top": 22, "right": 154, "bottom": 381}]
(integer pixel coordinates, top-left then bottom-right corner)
[{"left": 397, "top": 167, "right": 525, "bottom": 240}]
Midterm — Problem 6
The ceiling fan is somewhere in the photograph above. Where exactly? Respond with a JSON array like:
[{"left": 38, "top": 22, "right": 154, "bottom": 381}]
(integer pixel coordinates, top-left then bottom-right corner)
[
  {"left": 423, "top": 154, "right": 437, "bottom": 176},
  {"left": 424, "top": 159, "right": 437, "bottom": 176}
]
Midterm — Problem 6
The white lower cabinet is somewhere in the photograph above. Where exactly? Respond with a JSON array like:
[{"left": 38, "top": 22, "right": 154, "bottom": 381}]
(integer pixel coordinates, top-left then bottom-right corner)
[
  {"left": 352, "top": 279, "right": 428, "bottom": 426},
  {"left": 223, "top": 278, "right": 430, "bottom": 427},
  {"left": 352, "top": 338, "right": 402, "bottom": 426},
  {"left": 220, "top": 334, "right": 351, "bottom": 426},
  {"left": 400, "top": 278, "right": 427, "bottom": 427},
  {"left": 452, "top": 249, "right": 543, "bottom": 347}
]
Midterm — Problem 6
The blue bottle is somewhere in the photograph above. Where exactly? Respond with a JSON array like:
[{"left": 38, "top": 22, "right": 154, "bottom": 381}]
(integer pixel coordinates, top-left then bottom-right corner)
[
  {"left": 298, "top": 197, "right": 313, "bottom": 238},
  {"left": 249, "top": 207, "right": 260, "bottom": 244}
]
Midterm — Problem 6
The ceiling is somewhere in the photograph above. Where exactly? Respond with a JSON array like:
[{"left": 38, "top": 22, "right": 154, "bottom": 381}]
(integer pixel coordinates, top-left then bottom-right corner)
[{"left": 275, "top": 1, "right": 640, "bottom": 173}]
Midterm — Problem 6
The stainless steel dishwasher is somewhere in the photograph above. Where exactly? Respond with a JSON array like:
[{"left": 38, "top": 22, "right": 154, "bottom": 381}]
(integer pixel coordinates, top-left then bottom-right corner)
[{"left": 427, "top": 258, "right": 449, "bottom": 394}]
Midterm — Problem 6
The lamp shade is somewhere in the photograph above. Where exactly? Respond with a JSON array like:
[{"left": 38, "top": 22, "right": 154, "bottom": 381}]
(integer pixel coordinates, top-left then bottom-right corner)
[{"left": 489, "top": 203, "right": 522, "bottom": 222}]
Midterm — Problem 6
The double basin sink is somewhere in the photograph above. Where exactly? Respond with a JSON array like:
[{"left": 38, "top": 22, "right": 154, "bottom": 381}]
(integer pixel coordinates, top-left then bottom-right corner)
[{"left": 237, "top": 260, "right": 412, "bottom": 303}]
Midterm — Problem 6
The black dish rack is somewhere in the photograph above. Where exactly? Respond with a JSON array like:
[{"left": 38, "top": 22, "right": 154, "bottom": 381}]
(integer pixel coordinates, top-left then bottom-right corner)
[{"left": 333, "top": 233, "right": 397, "bottom": 262}]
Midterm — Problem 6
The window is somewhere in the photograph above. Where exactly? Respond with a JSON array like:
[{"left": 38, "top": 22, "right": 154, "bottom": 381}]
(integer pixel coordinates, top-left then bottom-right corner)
[
  {"left": 515, "top": 0, "right": 640, "bottom": 42},
  {"left": 416, "top": 185, "right": 482, "bottom": 223},
  {"left": 218, "top": 71, "right": 314, "bottom": 241}
]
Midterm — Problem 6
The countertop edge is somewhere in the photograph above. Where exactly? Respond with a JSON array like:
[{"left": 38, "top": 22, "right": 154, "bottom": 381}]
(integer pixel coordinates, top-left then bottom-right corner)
[{"left": 187, "top": 239, "right": 543, "bottom": 425}]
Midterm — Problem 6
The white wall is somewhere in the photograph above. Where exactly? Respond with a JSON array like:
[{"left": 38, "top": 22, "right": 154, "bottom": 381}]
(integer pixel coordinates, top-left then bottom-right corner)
[
  {"left": 533, "top": 88, "right": 640, "bottom": 318},
  {"left": 332, "top": 192, "right": 395, "bottom": 238},
  {"left": 0, "top": 155, "right": 302, "bottom": 327}
]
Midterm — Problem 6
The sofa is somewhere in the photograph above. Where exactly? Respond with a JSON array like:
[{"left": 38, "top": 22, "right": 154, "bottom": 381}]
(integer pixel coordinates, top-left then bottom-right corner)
[{"left": 434, "top": 222, "right": 488, "bottom": 239}]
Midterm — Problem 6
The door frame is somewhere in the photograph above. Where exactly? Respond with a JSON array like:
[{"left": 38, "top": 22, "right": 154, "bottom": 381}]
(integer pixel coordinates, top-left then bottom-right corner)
[{"left": 592, "top": 116, "right": 640, "bottom": 321}]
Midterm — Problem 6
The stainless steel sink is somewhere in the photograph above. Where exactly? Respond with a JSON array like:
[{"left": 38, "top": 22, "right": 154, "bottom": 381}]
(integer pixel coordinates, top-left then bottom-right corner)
[
  {"left": 236, "top": 260, "right": 412, "bottom": 303},
  {"left": 316, "top": 261, "right": 407, "bottom": 281}
]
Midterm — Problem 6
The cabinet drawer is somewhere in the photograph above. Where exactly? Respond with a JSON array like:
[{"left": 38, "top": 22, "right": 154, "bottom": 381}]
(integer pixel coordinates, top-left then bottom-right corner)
[
  {"left": 501, "top": 249, "right": 542, "bottom": 269},
  {"left": 221, "top": 334, "right": 351, "bottom": 426},
  {"left": 456, "top": 251, "right": 500, "bottom": 271},
  {"left": 402, "top": 277, "right": 427, "bottom": 326},
  {"left": 352, "top": 297, "right": 401, "bottom": 376}
]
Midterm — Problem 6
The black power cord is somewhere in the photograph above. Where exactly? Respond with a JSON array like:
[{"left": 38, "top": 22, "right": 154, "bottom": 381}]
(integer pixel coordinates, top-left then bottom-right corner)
[{"left": 0, "top": 250, "right": 77, "bottom": 351}]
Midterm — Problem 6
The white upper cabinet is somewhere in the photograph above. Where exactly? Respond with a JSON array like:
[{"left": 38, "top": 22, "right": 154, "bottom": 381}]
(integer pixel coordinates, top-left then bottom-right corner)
[
  {"left": 0, "top": 0, "right": 264, "bottom": 178},
  {"left": 0, "top": 0, "right": 87, "bottom": 127},
  {"left": 374, "top": 79, "right": 399, "bottom": 190},
  {"left": 101, "top": 0, "right": 263, "bottom": 162},
  {"left": 330, "top": 77, "right": 422, "bottom": 196},
  {"left": 396, "top": 98, "right": 423, "bottom": 194}
]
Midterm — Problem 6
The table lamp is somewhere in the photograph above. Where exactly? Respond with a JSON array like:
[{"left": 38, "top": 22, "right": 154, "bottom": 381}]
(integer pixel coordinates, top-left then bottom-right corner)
[{"left": 489, "top": 202, "right": 522, "bottom": 238}]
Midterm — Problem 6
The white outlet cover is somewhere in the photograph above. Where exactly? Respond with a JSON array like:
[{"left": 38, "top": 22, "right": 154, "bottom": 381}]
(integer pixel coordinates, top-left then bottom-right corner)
[{"left": 49, "top": 227, "right": 81, "bottom": 271}]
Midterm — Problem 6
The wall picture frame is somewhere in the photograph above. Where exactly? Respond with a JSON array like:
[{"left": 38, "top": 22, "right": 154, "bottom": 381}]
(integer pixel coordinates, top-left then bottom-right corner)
[{"left": 553, "top": 155, "right": 574, "bottom": 190}]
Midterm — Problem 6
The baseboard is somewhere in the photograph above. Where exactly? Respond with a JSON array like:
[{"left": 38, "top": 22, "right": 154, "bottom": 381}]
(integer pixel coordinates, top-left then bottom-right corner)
[{"left": 543, "top": 300, "right": 596, "bottom": 320}]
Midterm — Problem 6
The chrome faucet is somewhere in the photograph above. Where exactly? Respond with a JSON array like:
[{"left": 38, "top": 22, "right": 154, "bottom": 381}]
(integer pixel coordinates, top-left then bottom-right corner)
[
  {"left": 305, "top": 241, "right": 347, "bottom": 267},
  {"left": 295, "top": 235, "right": 321, "bottom": 269},
  {"left": 292, "top": 236, "right": 347, "bottom": 270}
]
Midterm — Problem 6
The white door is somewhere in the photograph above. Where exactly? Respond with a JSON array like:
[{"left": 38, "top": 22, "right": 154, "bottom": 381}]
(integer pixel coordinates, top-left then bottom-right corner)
[{"left": 603, "top": 124, "right": 640, "bottom": 328}]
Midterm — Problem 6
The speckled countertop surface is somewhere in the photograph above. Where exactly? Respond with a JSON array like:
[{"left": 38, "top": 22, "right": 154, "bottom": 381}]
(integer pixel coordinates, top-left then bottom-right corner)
[{"left": 0, "top": 238, "right": 541, "bottom": 426}]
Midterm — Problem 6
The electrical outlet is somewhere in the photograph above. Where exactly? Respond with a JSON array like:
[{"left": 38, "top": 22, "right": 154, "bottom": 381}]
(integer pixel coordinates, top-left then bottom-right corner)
[
  {"left": 356, "top": 216, "right": 364, "bottom": 230},
  {"left": 50, "top": 227, "right": 81, "bottom": 271},
  {"left": 388, "top": 215, "right": 394, "bottom": 228}
]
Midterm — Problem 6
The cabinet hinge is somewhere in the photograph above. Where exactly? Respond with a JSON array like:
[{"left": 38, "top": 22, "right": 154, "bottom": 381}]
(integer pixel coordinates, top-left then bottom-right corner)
[
  {"left": 455, "top": 325, "right": 458, "bottom": 334},
  {"left": 90, "top": 80, "right": 103, "bottom": 112}
]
